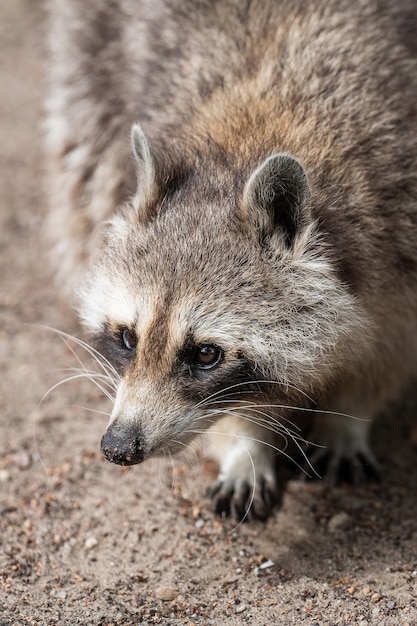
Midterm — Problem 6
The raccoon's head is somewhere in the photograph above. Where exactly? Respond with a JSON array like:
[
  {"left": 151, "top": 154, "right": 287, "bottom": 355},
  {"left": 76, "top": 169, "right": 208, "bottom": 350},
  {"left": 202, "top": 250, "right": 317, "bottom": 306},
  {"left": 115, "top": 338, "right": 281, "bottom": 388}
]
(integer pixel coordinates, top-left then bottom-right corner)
[{"left": 79, "top": 124, "right": 362, "bottom": 466}]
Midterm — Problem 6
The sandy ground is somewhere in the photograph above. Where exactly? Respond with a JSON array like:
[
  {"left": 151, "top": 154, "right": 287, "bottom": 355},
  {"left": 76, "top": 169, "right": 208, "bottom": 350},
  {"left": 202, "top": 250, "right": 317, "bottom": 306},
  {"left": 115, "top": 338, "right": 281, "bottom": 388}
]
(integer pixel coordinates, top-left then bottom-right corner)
[{"left": 0, "top": 1, "right": 416, "bottom": 624}]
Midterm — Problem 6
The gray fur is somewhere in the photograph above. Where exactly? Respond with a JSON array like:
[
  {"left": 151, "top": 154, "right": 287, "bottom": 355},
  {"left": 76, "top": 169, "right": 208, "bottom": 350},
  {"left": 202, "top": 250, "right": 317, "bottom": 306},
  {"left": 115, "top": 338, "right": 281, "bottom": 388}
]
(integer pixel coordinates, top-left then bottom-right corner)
[{"left": 46, "top": 0, "right": 417, "bottom": 519}]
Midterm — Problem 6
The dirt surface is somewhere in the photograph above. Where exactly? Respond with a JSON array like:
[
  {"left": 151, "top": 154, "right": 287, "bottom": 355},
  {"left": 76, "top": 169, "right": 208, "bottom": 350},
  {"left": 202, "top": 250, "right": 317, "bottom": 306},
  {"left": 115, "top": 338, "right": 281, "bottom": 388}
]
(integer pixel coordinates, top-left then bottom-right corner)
[{"left": 0, "top": 1, "right": 417, "bottom": 624}]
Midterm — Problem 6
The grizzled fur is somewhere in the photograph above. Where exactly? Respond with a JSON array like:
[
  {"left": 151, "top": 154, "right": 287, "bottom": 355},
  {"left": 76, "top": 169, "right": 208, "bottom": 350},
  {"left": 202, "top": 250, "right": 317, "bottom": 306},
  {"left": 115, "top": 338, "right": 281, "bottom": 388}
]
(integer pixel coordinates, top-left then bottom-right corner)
[{"left": 46, "top": 0, "right": 417, "bottom": 519}]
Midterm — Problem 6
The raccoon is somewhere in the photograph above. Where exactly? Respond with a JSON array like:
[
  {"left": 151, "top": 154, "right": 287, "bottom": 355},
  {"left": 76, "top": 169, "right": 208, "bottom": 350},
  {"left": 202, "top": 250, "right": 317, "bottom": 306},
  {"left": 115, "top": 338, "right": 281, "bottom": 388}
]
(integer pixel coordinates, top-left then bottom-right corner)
[{"left": 45, "top": 0, "right": 417, "bottom": 519}]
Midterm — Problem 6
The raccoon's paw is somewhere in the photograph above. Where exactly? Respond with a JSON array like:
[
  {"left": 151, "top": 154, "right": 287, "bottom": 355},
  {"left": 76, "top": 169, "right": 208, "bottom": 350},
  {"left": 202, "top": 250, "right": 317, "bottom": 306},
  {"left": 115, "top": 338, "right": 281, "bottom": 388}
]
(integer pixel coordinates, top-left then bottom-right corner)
[
  {"left": 306, "top": 444, "right": 381, "bottom": 486},
  {"left": 304, "top": 414, "right": 381, "bottom": 485},
  {"left": 209, "top": 444, "right": 282, "bottom": 521},
  {"left": 209, "top": 474, "right": 282, "bottom": 521}
]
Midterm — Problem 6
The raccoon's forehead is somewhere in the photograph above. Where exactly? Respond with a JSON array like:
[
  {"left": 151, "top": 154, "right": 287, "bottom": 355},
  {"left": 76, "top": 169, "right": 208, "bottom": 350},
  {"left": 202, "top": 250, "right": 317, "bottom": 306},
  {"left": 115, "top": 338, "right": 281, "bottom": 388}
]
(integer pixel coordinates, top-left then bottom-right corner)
[
  {"left": 79, "top": 220, "right": 271, "bottom": 340},
  {"left": 107, "top": 204, "right": 259, "bottom": 288},
  {"left": 79, "top": 205, "right": 277, "bottom": 336}
]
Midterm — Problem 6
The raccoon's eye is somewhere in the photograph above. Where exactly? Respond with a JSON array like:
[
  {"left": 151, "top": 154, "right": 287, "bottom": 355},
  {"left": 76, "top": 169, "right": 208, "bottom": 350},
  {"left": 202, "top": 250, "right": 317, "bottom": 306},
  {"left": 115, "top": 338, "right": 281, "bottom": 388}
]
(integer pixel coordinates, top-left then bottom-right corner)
[
  {"left": 121, "top": 328, "right": 137, "bottom": 351},
  {"left": 191, "top": 344, "right": 223, "bottom": 369}
]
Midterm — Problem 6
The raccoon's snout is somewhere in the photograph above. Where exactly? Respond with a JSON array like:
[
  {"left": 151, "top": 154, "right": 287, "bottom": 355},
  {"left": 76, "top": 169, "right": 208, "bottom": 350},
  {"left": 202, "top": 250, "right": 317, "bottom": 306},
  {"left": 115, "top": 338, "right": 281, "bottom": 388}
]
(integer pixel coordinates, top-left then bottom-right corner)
[{"left": 100, "top": 422, "right": 144, "bottom": 466}]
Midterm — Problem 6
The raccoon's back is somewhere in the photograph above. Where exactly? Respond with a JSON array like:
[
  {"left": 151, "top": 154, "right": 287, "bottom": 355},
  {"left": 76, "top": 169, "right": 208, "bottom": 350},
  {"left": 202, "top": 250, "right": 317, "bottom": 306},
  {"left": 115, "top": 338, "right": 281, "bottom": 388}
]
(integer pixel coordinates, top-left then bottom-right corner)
[{"left": 45, "top": 0, "right": 417, "bottom": 291}]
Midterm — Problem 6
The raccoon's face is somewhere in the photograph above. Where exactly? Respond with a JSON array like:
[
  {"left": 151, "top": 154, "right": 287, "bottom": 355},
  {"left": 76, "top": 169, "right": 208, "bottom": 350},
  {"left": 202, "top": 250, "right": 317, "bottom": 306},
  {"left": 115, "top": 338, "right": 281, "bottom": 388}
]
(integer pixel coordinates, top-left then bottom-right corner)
[{"left": 79, "top": 125, "right": 361, "bottom": 466}]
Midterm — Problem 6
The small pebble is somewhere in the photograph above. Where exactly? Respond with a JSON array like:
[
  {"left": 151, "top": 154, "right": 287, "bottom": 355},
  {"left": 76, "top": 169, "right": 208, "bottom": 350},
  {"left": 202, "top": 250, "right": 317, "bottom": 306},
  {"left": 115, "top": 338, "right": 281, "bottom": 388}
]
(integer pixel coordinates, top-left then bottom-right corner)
[
  {"left": 386, "top": 600, "right": 395, "bottom": 610},
  {"left": 50, "top": 589, "right": 67, "bottom": 600},
  {"left": 235, "top": 604, "right": 247, "bottom": 614},
  {"left": 328, "top": 512, "right": 352, "bottom": 532},
  {"left": 155, "top": 585, "right": 178, "bottom": 601},
  {"left": 0, "top": 469, "right": 10, "bottom": 482},
  {"left": 10, "top": 451, "right": 31, "bottom": 469},
  {"left": 84, "top": 536, "right": 98, "bottom": 550}
]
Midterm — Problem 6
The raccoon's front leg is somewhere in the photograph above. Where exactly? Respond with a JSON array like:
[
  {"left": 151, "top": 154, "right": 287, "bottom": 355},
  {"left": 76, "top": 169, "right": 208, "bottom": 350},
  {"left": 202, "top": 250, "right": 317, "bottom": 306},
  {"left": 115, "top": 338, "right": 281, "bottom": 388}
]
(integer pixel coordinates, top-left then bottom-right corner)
[{"left": 206, "top": 415, "right": 284, "bottom": 521}]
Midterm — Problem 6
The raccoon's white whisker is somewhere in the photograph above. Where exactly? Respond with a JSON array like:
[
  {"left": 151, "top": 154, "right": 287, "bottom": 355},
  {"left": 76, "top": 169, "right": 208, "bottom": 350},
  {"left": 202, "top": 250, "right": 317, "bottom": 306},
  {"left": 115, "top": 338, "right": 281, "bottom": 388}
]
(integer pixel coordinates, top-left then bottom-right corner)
[
  {"left": 230, "top": 407, "right": 320, "bottom": 474},
  {"left": 211, "top": 403, "right": 303, "bottom": 432},
  {"left": 31, "top": 416, "right": 49, "bottom": 481},
  {"left": 61, "top": 333, "right": 120, "bottom": 385},
  {"left": 195, "top": 380, "right": 315, "bottom": 409},
  {"left": 225, "top": 408, "right": 323, "bottom": 450},
  {"left": 197, "top": 406, "right": 307, "bottom": 447},
  {"left": 171, "top": 439, "right": 200, "bottom": 470},
  {"left": 194, "top": 382, "right": 262, "bottom": 408},
  {"left": 177, "top": 438, "right": 202, "bottom": 467},
  {"left": 38, "top": 326, "right": 120, "bottom": 403},
  {"left": 59, "top": 366, "right": 118, "bottom": 392},
  {"left": 281, "top": 404, "right": 363, "bottom": 422},
  {"left": 40, "top": 372, "right": 115, "bottom": 405},
  {"left": 203, "top": 397, "right": 258, "bottom": 407},
  {"left": 223, "top": 409, "right": 319, "bottom": 476},
  {"left": 226, "top": 409, "right": 307, "bottom": 445},
  {"left": 194, "top": 383, "right": 255, "bottom": 409},
  {"left": 202, "top": 394, "right": 363, "bottom": 430},
  {"left": 201, "top": 409, "right": 291, "bottom": 446},
  {"left": 198, "top": 399, "right": 306, "bottom": 441},
  {"left": 71, "top": 404, "right": 112, "bottom": 418},
  {"left": 158, "top": 453, "right": 167, "bottom": 489},
  {"left": 233, "top": 443, "right": 256, "bottom": 530},
  {"left": 229, "top": 402, "right": 363, "bottom": 423},
  {"left": 186, "top": 429, "right": 313, "bottom": 478},
  {"left": 209, "top": 408, "right": 305, "bottom": 452},
  {"left": 68, "top": 370, "right": 116, "bottom": 402},
  {"left": 185, "top": 429, "right": 257, "bottom": 528},
  {"left": 66, "top": 369, "right": 117, "bottom": 397},
  {"left": 167, "top": 449, "right": 176, "bottom": 490},
  {"left": 200, "top": 391, "right": 260, "bottom": 408},
  {"left": 38, "top": 325, "right": 120, "bottom": 382},
  {"left": 61, "top": 329, "right": 119, "bottom": 376}
]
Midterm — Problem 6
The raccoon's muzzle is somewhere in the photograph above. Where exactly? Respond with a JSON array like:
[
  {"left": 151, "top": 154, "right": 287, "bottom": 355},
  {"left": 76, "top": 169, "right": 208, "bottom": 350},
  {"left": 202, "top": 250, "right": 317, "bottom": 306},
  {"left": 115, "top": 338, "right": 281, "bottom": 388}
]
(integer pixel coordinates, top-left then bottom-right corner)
[{"left": 100, "top": 422, "right": 145, "bottom": 466}]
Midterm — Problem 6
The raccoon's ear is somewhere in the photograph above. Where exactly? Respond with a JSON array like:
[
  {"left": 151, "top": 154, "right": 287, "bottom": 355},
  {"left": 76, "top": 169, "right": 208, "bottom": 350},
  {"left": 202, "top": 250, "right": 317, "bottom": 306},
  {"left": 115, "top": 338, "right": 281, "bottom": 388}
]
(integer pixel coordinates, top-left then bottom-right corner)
[
  {"left": 131, "top": 123, "right": 156, "bottom": 200},
  {"left": 243, "top": 153, "right": 310, "bottom": 246}
]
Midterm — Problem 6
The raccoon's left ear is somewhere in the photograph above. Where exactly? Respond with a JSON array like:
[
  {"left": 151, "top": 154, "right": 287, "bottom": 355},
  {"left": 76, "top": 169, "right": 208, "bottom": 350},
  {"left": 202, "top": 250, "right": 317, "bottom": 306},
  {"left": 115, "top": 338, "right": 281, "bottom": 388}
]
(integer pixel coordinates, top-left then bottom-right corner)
[
  {"left": 131, "top": 123, "right": 156, "bottom": 201},
  {"left": 242, "top": 153, "right": 311, "bottom": 246}
]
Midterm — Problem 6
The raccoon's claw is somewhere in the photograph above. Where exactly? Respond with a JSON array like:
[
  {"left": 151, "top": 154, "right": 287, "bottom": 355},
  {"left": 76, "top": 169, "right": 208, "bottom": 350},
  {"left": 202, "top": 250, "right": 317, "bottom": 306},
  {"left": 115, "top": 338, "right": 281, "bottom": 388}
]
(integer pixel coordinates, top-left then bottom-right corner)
[
  {"left": 209, "top": 475, "right": 281, "bottom": 521},
  {"left": 303, "top": 447, "right": 381, "bottom": 486}
]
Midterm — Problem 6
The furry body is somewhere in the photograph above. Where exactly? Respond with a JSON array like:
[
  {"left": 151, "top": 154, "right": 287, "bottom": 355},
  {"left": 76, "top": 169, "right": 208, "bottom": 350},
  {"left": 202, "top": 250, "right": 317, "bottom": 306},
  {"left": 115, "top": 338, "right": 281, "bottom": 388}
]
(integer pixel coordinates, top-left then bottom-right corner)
[{"left": 46, "top": 0, "right": 417, "bottom": 518}]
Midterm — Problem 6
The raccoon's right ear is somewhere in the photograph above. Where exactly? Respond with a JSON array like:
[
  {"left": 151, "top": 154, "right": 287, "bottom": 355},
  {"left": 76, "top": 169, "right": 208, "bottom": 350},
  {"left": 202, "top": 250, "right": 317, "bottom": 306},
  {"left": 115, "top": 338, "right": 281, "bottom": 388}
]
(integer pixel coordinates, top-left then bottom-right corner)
[
  {"left": 242, "top": 153, "right": 311, "bottom": 246},
  {"left": 131, "top": 123, "right": 156, "bottom": 202}
]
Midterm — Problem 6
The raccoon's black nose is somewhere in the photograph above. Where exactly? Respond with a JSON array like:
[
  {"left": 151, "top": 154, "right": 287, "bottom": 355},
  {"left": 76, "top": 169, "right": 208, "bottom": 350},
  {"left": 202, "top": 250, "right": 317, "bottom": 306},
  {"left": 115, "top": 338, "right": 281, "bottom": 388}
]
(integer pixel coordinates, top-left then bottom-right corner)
[{"left": 100, "top": 422, "right": 144, "bottom": 466}]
